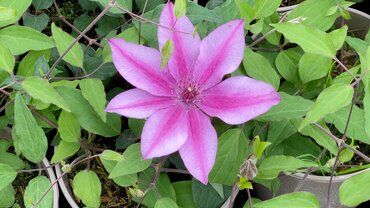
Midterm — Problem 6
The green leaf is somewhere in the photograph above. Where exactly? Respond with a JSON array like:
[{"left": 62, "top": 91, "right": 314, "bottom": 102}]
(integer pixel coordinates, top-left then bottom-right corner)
[
  {"left": 100, "top": 157, "right": 138, "bottom": 187},
  {"left": 11, "top": 128, "right": 21, "bottom": 156},
  {"left": 267, "top": 120, "right": 297, "bottom": 149},
  {"left": 187, "top": 2, "right": 222, "bottom": 24},
  {"left": 135, "top": 0, "right": 163, "bottom": 12},
  {"left": 339, "top": 170, "right": 370, "bottom": 207},
  {"left": 24, "top": 176, "right": 53, "bottom": 208},
  {"left": 239, "top": 177, "right": 253, "bottom": 190},
  {"left": 34, "top": 109, "right": 57, "bottom": 128},
  {"left": 173, "top": 181, "right": 195, "bottom": 208},
  {"left": 0, "top": 139, "right": 10, "bottom": 152},
  {"left": 243, "top": 48, "right": 280, "bottom": 89},
  {"left": 340, "top": 1, "right": 356, "bottom": 8},
  {"left": 51, "top": 80, "right": 80, "bottom": 88},
  {"left": 17, "top": 50, "right": 51, "bottom": 77},
  {"left": 277, "top": 134, "right": 322, "bottom": 158},
  {"left": 345, "top": 38, "right": 369, "bottom": 80},
  {"left": 328, "top": 25, "right": 348, "bottom": 51},
  {"left": 31, "top": 98, "right": 50, "bottom": 111},
  {"left": 57, "top": 110, "right": 80, "bottom": 143},
  {"left": 23, "top": 13, "right": 49, "bottom": 32},
  {"left": 192, "top": 179, "right": 230, "bottom": 208},
  {"left": 273, "top": 22, "right": 336, "bottom": 58},
  {"left": 235, "top": 0, "right": 255, "bottom": 24},
  {"left": 0, "top": 42, "right": 14, "bottom": 74},
  {"left": 103, "top": 27, "right": 142, "bottom": 63},
  {"left": 55, "top": 86, "right": 121, "bottom": 137},
  {"left": 286, "top": 0, "right": 339, "bottom": 31},
  {"left": 339, "top": 147, "right": 354, "bottom": 163},
  {"left": 14, "top": 93, "right": 47, "bottom": 163},
  {"left": 257, "top": 155, "right": 317, "bottom": 179},
  {"left": 298, "top": 123, "right": 338, "bottom": 155},
  {"left": 257, "top": 93, "right": 313, "bottom": 122},
  {"left": 95, "top": 0, "right": 132, "bottom": 14},
  {"left": 209, "top": 129, "right": 248, "bottom": 186},
  {"left": 300, "top": 83, "right": 354, "bottom": 130},
  {"left": 73, "top": 170, "right": 101, "bottom": 208},
  {"left": 254, "top": 192, "right": 320, "bottom": 208},
  {"left": 262, "top": 14, "right": 281, "bottom": 46},
  {"left": 135, "top": 169, "right": 176, "bottom": 208},
  {"left": 32, "top": 0, "right": 53, "bottom": 10},
  {"left": 131, "top": 5, "right": 162, "bottom": 47},
  {"left": 95, "top": 16, "right": 124, "bottom": 37},
  {"left": 210, "top": 182, "right": 224, "bottom": 199},
  {"left": 326, "top": 105, "right": 369, "bottom": 144},
  {"left": 346, "top": 36, "right": 369, "bottom": 55},
  {"left": 0, "top": 6, "right": 16, "bottom": 22},
  {"left": 252, "top": 136, "right": 271, "bottom": 159},
  {"left": 244, "top": 198, "right": 262, "bottom": 208},
  {"left": 253, "top": 0, "right": 281, "bottom": 19},
  {"left": 155, "top": 198, "right": 178, "bottom": 208},
  {"left": 299, "top": 53, "right": 333, "bottom": 83},
  {"left": 51, "top": 140, "right": 80, "bottom": 164},
  {"left": 79, "top": 0, "right": 98, "bottom": 11},
  {"left": 275, "top": 47, "right": 301, "bottom": 85},
  {"left": 128, "top": 118, "right": 145, "bottom": 137},
  {"left": 22, "top": 76, "right": 71, "bottom": 112},
  {"left": 51, "top": 23, "right": 84, "bottom": 67},
  {"left": 174, "top": 0, "right": 187, "bottom": 18},
  {"left": 79, "top": 78, "right": 107, "bottom": 122},
  {"left": 0, "top": 152, "right": 25, "bottom": 170},
  {"left": 0, "top": 163, "right": 17, "bottom": 191},
  {"left": 101, "top": 150, "right": 124, "bottom": 162},
  {"left": 160, "top": 40, "right": 174, "bottom": 70},
  {"left": 332, "top": 65, "right": 360, "bottom": 85},
  {"left": 0, "top": 184, "right": 15, "bottom": 208},
  {"left": 339, "top": 7, "right": 351, "bottom": 20},
  {"left": 365, "top": 78, "right": 370, "bottom": 139},
  {"left": 0, "top": 25, "right": 54, "bottom": 55},
  {"left": 109, "top": 143, "right": 152, "bottom": 178},
  {"left": 0, "top": 0, "right": 32, "bottom": 28},
  {"left": 326, "top": 6, "right": 338, "bottom": 16}
]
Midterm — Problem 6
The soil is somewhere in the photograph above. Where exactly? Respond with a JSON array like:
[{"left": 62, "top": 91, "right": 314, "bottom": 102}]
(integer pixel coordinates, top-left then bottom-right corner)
[
  {"left": 12, "top": 163, "right": 48, "bottom": 207},
  {"left": 63, "top": 136, "right": 134, "bottom": 208},
  {"left": 67, "top": 158, "right": 133, "bottom": 208}
]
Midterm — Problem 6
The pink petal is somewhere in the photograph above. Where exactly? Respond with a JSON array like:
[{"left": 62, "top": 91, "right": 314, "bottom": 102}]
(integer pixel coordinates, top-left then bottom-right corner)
[
  {"left": 199, "top": 76, "right": 281, "bottom": 125},
  {"left": 108, "top": 38, "right": 175, "bottom": 96},
  {"left": 179, "top": 109, "right": 217, "bottom": 184},
  {"left": 193, "top": 20, "right": 245, "bottom": 89},
  {"left": 105, "top": 88, "right": 175, "bottom": 119},
  {"left": 141, "top": 106, "right": 188, "bottom": 159},
  {"left": 158, "top": 2, "right": 201, "bottom": 80}
]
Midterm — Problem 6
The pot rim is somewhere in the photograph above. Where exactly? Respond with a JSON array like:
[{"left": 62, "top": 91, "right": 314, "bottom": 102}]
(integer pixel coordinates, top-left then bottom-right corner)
[
  {"left": 287, "top": 168, "right": 370, "bottom": 183},
  {"left": 41, "top": 157, "right": 60, "bottom": 208},
  {"left": 347, "top": 7, "right": 370, "bottom": 20}
]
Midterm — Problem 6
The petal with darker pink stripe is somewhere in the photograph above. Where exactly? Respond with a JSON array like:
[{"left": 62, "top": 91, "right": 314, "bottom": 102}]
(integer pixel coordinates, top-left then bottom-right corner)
[
  {"left": 141, "top": 106, "right": 188, "bottom": 159},
  {"left": 108, "top": 38, "right": 175, "bottom": 96},
  {"left": 105, "top": 88, "right": 175, "bottom": 119},
  {"left": 199, "top": 76, "right": 281, "bottom": 125},
  {"left": 193, "top": 20, "right": 245, "bottom": 89},
  {"left": 179, "top": 109, "right": 217, "bottom": 184},
  {"left": 158, "top": 2, "right": 201, "bottom": 80}
]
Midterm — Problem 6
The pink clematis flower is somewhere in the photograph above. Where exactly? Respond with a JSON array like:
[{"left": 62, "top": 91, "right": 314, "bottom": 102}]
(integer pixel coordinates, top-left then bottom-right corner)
[{"left": 106, "top": 2, "right": 281, "bottom": 184}]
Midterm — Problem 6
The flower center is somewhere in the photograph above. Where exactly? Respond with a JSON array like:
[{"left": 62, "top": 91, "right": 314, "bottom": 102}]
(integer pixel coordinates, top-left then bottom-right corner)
[{"left": 177, "top": 82, "right": 201, "bottom": 105}]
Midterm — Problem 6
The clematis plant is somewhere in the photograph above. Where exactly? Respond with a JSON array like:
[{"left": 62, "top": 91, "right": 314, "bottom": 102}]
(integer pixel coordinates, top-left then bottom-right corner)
[{"left": 106, "top": 2, "right": 280, "bottom": 184}]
